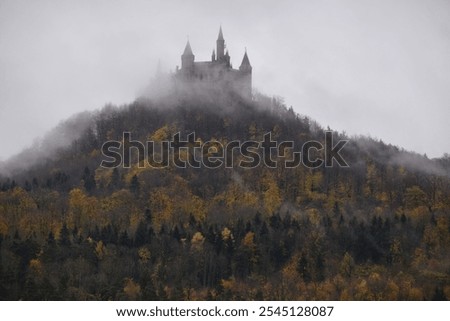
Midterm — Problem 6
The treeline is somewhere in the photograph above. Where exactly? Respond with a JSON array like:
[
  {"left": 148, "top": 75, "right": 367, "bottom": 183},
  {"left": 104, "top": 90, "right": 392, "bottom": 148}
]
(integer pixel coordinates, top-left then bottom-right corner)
[
  {"left": 0, "top": 93, "right": 449, "bottom": 300},
  {"left": 0, "top": 196, "right": 448, "bottom": 300}
]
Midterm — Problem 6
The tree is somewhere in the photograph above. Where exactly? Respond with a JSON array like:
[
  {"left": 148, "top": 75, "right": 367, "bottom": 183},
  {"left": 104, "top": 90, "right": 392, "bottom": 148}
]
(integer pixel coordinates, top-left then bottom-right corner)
[
  {"left": 123, "top": 278, "right": 141, "bottom": 300},
  {"left": 296, "top": 252, "right": 311, "bottom": 282},
  {"left": 263, "top": 174, "right": 282, "bottom": 214},
  {"left": 134, "top": 220, "right": 148, "bottom": 247},
  {"left": 58, "top": 224, "right": 71, "bottom": 246},
  {"left": 82, "top": 167, "right": 96, "bottom": 193},
  {"left": 109, "top": 168, "right": 121, "bottom": 190},
  {"left": 339, "top": 252, "right": 355, "bottom": 278},
  {"left": 404, "top": 186, "right": 428, "bottom": 209},
  {"left": 432, "top": 286, "right": 447, "bottom": 301},
  {"left": 130, "top": 174, "right": 140, "bottom": 196}
]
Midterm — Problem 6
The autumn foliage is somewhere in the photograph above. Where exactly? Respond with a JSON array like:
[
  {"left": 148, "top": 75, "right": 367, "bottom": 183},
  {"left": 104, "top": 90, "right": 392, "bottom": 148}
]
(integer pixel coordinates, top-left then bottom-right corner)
[{"left": 0, "top": 93, "right": 449, "bottom": 300}]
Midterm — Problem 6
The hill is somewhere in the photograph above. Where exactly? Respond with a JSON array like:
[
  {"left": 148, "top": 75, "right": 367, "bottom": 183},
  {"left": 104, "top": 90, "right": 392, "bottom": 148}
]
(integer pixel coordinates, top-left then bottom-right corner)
[{"left": 0, "top": 89, "right": 449, "bottom": 300}]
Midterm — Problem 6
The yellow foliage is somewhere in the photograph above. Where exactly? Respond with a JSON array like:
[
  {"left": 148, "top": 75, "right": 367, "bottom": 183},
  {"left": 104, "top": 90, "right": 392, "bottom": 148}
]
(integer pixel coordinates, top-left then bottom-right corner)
[
  {"left": 436, "top": 217, "right": 450, "bottom": 249},
  {"left": 444, "top": 286, "right": 450, "bottom": 300},
  {"left": 68, "top": 188, "right": 99, "bottom": 231},
  {"left": 408, "top": 287, "right": 423, "bottom": 300},
  {"left": 129, "top": 212, "right": 143, "bottom": 235},
  {"left": 94, "top": 167, "right": 112, "bottom": 187},
  {"left": 406, "top": 206, "right": 429, "bottom": 221},
  {"left": 182, "top": 195, "right": 206, "bottom": 221},
  {"left": 272, "top": 124, "right": 282, "bottom": 139},
  {"left": 0, "top": 188, "right": 38, "bottom": 235},
  {"left": 214, "top": 182, "right": 261, "bottom": 217},
  {"left": 138, "top": 247, "right": 151, "bottom": 263},
  {"left": 339, "top": 288, "right": 352, "bottom": 300},
  {"left": 123, "top": 278, "right": 141, "bottom": 300},
  {"left": 102, "top": 189, "right": 136, "bottom": 228},
  {"left": 306, "top": 208, "right": 321, "bottom": 227},
  {"left": 95, "top": 241, "right": 106, "bottom": 260},
  {"left": 367, "top": 272, "right": 384, "bottom": 299},
  {"left": 149, "top": 125, "right": 171, "bottom": 141},
  {"left": 389, "top": 239, "right": 402, "bottom": 264},
  {"left": 365, "top": 162, "right": 379, "bottom": 196},
  {"left": 29, "top": 258, "right": 43, "bottom": 275},
  {"left": 385, "top": 280, "right": 399, "bottom": 300},
  {"left": 354, "top": 279, "right": 373, "bottom": 300},
  {"left": 315, "top": 280, "right": 337, "bottom": 300},
  {"left": 422, "top": 225, "right": 440, "bottom": 256},
  {"left": 0, "top": 218, "right": 7, "bottom": 235},
  {"left": 378, "top": 192, "right": 389, "bottom": 202},
  {"left": 12, "top": 187, "right": 37, "bottom": 212},
  {"left": 242, "top": 232, "right": 258, "bottom": 265},
  {"left": 191, "top": 232, "right": 205, "bottom": 249},
  {"left": 242, "top": 232, "right": 255, "bottom": 249},
  {"left": 149, "top": 188, "right": 174, "bottom": 227},
  {"left": 262, "top": 174, "right": 282, "bottom": 214},
  {"left": 89, "top": 149, "right": 100, "bottom": 158},
  {"left": 281, "top": 254, "right": 302, "bottom": 290},
  {"left": 412, "top": 247, "right": 427, "bottom": 269},
  {"left": 339, "top": 252, "right": 355, "bottom": 277},
  {"left": 221, "top": 278, "right": 236, "bottom": 292},
  {"left": 103, "top": 190, "right": 134, "bottom": 210},
  {"left": 405, "top": 186, "right": 428, "bottom": 209},
  {"left": 149, "top": 176, "right": 207, "bottom": 226},
  {"left": 221, "top": 227, "right": 233, "bottom": 242},
  {"left": 242, "top": 191, "right": 259, "bottom": 208}
]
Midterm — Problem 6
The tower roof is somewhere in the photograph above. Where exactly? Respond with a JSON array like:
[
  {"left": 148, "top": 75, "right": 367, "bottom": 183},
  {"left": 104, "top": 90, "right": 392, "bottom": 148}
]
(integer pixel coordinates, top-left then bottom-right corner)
[
  {"left": 182, "top": 40, "right": 194, "bottom": 56},
  {"left": 218, "top": 26, "right": 224, "bottom": 41},
  {"left": 240, "top": 50, "right": 251, "bottom": 67}
]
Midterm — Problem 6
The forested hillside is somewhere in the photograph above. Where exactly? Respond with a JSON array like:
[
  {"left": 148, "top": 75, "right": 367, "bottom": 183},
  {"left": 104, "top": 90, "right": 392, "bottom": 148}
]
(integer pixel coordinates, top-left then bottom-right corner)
[{"left": 0, "top": 91, "right": 449, "bottom": 300}]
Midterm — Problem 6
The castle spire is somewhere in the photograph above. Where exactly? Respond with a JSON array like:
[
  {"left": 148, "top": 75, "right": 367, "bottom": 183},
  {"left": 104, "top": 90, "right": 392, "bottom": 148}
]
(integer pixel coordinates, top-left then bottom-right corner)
[
  {"left": 182, "top": 40, "right": 194, "bottom": 56},
  {"left": 218, "top": 26, "right": 224, "bottom": 41},
  {"left": 216, "top": 26, "right": 225, "bottom": 61},
  {"left": 239, "top": 50, "right": 251, "bottom": 70},
  {"left": 181, "top": 40, "right": 195, "bottom": 71},
  {"left": 239, "top": 49, "right": 252, "bottom": 98}
]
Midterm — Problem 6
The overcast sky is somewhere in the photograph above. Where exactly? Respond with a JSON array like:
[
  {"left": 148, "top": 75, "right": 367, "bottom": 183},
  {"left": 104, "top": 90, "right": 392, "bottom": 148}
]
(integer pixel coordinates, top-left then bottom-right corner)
[{"left": 0, "top": 0, "right": 449, "bottom": 161}]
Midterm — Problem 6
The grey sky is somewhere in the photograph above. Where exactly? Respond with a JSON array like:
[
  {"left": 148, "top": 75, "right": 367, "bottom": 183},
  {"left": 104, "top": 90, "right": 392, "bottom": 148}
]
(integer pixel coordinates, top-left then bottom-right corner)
[{"left": 0, "top": 0, "right": 449, "bottom": 161}]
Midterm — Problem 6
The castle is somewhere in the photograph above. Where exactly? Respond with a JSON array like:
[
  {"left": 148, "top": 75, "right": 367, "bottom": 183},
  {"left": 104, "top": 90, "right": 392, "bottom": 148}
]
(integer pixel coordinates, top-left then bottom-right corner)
[{"left": 175, "top": 27, "right": 252, "bottom": 99}]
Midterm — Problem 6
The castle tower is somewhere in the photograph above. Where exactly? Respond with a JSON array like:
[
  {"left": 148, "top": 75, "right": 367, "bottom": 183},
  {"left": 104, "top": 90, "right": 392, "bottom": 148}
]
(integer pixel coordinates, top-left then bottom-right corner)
[
  {"left": 239, "top": 50, "right": 252, "bottom": 72},
  {"left": 225, "top": 49, "right": 230, "bottom": 67},
  {"left": 239, "top": 50, "right": 252, "bottom": 98},
  {"left": 181, "top": 40, "right": 195, "bottom": 73},
  {"left": 216, "top": 27, "right": 225, "bottom": 62}
]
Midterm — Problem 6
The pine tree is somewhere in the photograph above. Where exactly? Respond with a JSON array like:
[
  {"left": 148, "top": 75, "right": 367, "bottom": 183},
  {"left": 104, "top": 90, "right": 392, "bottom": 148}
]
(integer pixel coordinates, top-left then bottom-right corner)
[
  {"left": 130, "top": 174, "right": 140, "bottom": 196},
  {"left": 297, "top": 252, "right": 311, "bottom": 282},
  {"left": 59, "top": 224, "right": 71, "bottom": 246}
]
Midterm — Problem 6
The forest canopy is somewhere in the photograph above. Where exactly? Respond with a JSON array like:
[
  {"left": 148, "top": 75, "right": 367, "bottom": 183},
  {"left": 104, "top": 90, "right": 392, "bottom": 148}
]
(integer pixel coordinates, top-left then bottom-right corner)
[{"left": 0, "top": 91, "right": 449, "bottom": 300}]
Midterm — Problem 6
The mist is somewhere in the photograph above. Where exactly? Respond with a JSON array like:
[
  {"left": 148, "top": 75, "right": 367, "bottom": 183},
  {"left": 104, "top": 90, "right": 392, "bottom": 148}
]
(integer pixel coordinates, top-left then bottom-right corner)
[
  {"left": 1, "top": 0, "right": 449, "bottom": 162},
  {"left": 0, "top": 111, "right": 94, "bottom": 176}
]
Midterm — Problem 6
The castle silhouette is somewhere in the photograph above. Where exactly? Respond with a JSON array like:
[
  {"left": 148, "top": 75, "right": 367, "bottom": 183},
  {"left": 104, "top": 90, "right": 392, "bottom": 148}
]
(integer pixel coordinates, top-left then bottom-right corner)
[{"left": 175, "top": 27, "right": 252, "bottom": 99}]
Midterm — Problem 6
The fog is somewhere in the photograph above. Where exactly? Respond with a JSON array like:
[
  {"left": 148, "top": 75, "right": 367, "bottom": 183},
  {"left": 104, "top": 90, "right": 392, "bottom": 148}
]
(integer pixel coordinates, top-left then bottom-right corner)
[{"left": 1, "top": 0, "right": 449, "bottom": 162}]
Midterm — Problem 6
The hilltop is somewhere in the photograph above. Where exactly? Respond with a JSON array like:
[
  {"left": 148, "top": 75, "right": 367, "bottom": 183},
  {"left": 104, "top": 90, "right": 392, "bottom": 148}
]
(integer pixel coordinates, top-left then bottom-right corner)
[{"left": 0, "top": 88, "right": 449, "bottom": 300}]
